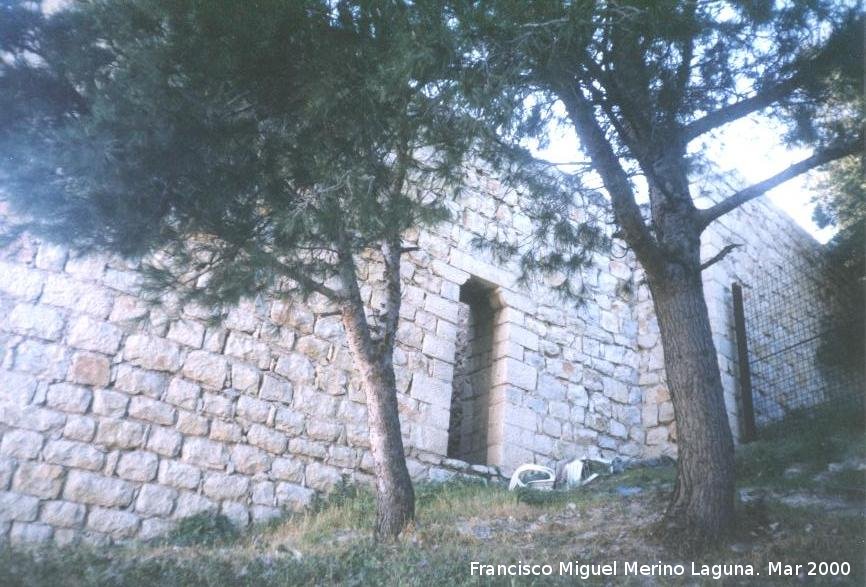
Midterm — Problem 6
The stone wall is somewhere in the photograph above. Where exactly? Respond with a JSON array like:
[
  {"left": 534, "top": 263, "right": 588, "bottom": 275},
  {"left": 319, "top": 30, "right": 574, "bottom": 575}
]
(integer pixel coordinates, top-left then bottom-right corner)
[
  {"left": 638, "top": 194, "right": 832, "bottom": 454},
  {"left": 705, "top": 198, "right": 859, "bottom": 427},
  {"left": 0, "top": 170, "right": 829, "bottom": 545}
]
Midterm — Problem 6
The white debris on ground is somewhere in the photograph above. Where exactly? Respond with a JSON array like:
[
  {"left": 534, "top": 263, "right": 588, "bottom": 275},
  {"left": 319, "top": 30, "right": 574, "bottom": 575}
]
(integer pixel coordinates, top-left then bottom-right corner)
[{"left": 508, "top": 457, "right": 630, "bottom": 491}]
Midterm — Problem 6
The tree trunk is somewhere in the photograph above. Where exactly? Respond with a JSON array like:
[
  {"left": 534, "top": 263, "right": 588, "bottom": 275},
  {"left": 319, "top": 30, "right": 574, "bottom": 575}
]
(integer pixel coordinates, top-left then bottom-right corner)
[
  {"left": 648, "top": 266, "right": 736, "bottom": 543},
  {"left": 341, "top": 298, "right": 415, "bottom": 540}
]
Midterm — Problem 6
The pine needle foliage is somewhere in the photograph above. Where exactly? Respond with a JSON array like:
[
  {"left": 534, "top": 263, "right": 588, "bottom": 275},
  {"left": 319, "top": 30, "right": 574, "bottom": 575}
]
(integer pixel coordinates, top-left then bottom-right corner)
[{"left": 1, "top": 0, "right": 472, "bottom": 312}]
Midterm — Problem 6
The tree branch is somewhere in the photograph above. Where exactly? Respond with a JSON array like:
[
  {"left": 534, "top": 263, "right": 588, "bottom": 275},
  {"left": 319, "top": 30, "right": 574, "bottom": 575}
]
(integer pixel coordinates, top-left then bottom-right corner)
[
  {"left": 700, "top": 243, "right": 742, "bottom": 271},
  {"left": 682, "top": 76, "right": 799, "bottom": 142},
  {"left": 556, "top": 84, "right": 665, "bottom": 274},
  {"left": 380, "top": 235, "right": 402, "bottom": 354},
  {"left": 672, "top": 1, "right": 696, "bottom": 111},
  {"left": 270, "top": 257, "right": 343, "bottom": 301},
  {"left": 379, "top": 128, "right": 412, "bottom": 354},
  {"left": 699, "top": 136, "right": 862, "bottom": 229},
  {"left": 335, "top": 219, "right": 377, "bottom": 364},
  {"left": 683, "top": 14, "right": 863, "bottom": 143},
  {"left": 519, "top": 18, "right": 569, "bottom": 29}
]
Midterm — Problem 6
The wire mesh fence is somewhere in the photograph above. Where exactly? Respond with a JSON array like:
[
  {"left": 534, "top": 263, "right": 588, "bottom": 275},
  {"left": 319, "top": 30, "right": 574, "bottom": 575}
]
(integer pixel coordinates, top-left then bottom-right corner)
[{"left": 736, "top": 255, "right": 865, "bottom": 432}]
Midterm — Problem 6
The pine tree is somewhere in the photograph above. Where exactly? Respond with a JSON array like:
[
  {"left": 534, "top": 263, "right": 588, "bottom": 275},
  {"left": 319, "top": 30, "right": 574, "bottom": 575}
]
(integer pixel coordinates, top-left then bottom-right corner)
[
  {"left": 450, "top": 0, "right": 863, "bottom": 543},
  {"left": 0, "top": 0, "right": 477, "bottom": 540}
]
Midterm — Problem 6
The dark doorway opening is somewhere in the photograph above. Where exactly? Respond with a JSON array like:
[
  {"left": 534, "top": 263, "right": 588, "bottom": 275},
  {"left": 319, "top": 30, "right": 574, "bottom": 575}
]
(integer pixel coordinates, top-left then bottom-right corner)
[{"left": 447, "top": 278, "right": 497, "bottom": 464}]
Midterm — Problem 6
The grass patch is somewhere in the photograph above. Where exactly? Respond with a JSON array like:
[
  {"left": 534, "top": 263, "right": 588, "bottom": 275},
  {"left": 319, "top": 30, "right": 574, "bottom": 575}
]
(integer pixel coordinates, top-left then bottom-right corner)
[
  {"left": 162, "top": 513, "right": 239, "bottom": 547},
  {"left": 736, "top": 402, "right": 865, "bottom": 490}
]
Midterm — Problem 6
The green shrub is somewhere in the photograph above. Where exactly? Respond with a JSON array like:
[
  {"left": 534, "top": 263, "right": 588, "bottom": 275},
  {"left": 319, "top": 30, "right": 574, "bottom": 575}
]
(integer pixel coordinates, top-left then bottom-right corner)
[{"left": 163, "top": 513, "right": 238, "bottom": 547}]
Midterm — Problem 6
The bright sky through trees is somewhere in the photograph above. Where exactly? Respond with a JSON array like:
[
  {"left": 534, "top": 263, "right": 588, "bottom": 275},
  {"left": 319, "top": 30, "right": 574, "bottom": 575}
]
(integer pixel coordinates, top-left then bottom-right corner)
[
  {"left": 538, "top": 110, "right": 834, "bottom": 243},
  {"left": 38, "top": 0, "right": 839, "bottom": 246}
]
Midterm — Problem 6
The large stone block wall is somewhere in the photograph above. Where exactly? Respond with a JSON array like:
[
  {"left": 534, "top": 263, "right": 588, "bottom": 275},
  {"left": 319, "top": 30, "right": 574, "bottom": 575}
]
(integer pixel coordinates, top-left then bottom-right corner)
[
  {"left": 0, "top": 170, "right": 829, "bottom": 544},
  {"left": 0, "top": 170, "right": 643, "bottom": 545}
]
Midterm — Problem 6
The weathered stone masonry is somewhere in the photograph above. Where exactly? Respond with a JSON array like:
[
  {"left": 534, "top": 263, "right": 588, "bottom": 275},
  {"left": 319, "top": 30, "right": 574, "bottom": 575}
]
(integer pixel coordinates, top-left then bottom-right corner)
[{"left": 0, "top": 170, "right": 828, "bottom": 545}]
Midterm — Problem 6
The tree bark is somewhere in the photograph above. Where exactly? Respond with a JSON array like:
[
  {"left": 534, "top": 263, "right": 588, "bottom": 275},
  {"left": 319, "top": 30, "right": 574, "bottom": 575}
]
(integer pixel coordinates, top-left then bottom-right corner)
[
  {"left": 333, "top": 225, "right": 415, "bottom": 540},
  {"left": 559, "top": 81, "right": 736, "bottom": 543},
  {"left": 340, "top": 297, "right": 415, "bottom": 540},
  {"left": 647, "top": 265, "right": 735, "bottom": 543}
]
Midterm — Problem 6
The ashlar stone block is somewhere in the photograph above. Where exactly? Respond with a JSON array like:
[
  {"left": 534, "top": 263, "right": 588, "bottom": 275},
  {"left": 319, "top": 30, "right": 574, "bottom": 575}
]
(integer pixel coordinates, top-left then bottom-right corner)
[
  {"left": 164, "top": 378, "right": 201, "bottom": 411},
  {"left": 202, "top": 473, "right": 250, "bottom": 500},
  {"left": 167, "top": 319, "right": 205, "bottom": 349},
  {"left": 67, "top": 315, "right": 122, "bottom": 354},
  {"left": 43, "top": 439, "right": 105, "bottom": 471},
  {"left": 116, "top": 450, "right": 159, "bottom": 482},
  {"left": 274, "top": 353, "right": 315, "bottom": 384},
  {"left": 63, "top": 471, "right": 133, "bottom": 508},
  {"left": 236, "top": 395, "right": 270, "bottom": 423},
  {"left": 0, "top": 491, "right": 40, "bottom": 522},
  {"left": 13, "top": 340, "right": 69, "bottom": 379},
  {"left": 128, "top": 396, "right": 176, "bottom": 426},
  {"left": 409, "top": 374, "right": 450, "bottom": 408},
  {"left": 259, "top": 375, "right": 293, "bottom": 404},
  {"left": 0, "top": 261, "right": 44, "bottom": 301},
  {"left": 67, "top": 353, "right": 110, "bottom": 387},
  {"left": 123, "top": 334, "right": 182, "bottom": 372},
  {"left": 0, "top": 429, "right": 44, "bottom": 460},
  {"left": 0, "top": 371, "right": 38, "bottom": 406},
  {"left": 86, "top": 507, "right": 140, "bottom": 539},
  {"left": 246, "top": 424, "right": 287, "bottom": 454},
  {"left": 230, "top": 363, "right": 260, "bottom": 392},
  {"left": 181, "top": 437, "right": 227, "bottom": 470},
  {"left": 158, "top": 460, "right": 201, "bottom": 490},
  {"left": 271, "top": 457, "right": 304, "bottom": 483},
  {"left": 92, "top": 389, "right": 130, "bottom": 418},
  {"left": 181, "top": 351, "right": 227, "bottom": 389},
  {"left": 173, "top": 492, "right": 216, "bottom": 519},
  {"left": 230, "top": 445, "right": 271, "bottom": 475},
  {"left": 7, "top": 304, "right": 64, "bottom": 341},
  {"left": 9, "top": 521, "right": 53, "bottom": 544},
  {"left": 94, "top": 419, "right": 146, "bottom": 450},
  {"left": 40, "top": 500, "right": 86, "bottom": 528},
  {"left": 113, "top": 365, "right": 168, "bottom": 398},
  {"left": 220, "top": 501, "right": 249, "bottom": 527},
  {"left": 224, "top": 332, "right": 270, "bottom": 369},
  {"left": 136, "top": 483, "right": 177, "bottom": 517},
  {"left": 147, "top": 426, "right": 182, "bottom": 457},
  {"left": 42, "top": 275, "right": 113, "bottom": 318},
  {"left": 275, "top": 482, "right": 315, "bottom": 511},
  {"left": 12, "top": 462, "right": 64, "bottom": 499},
  {"left": 210, "top": 420, "right": 242, "bottom": 443}
]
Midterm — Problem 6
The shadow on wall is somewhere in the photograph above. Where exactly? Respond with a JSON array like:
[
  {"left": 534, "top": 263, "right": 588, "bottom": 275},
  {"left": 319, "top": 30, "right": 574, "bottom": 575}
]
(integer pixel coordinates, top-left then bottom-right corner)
[{"left": 447, "top": 277, "right": 499, "bottom": 465}]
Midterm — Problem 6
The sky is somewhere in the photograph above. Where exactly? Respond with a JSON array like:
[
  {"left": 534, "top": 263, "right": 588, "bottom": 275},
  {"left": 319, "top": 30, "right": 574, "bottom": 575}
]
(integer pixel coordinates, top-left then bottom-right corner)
[
  {"left": 698, "top": 115, "right": 835, "bottom": 243},
  {"left": 535, "top": 109, "right": 835, "bottom": 244},
  {"left": 39, "top": 0, "right": 837, "bottom": 244}
]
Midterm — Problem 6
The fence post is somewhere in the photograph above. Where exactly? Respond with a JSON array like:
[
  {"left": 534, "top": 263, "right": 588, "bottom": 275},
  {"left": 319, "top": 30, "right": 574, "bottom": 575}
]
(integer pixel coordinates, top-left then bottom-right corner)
[{"left": 732, "top": 282, "right": 757, "bottom": 442}]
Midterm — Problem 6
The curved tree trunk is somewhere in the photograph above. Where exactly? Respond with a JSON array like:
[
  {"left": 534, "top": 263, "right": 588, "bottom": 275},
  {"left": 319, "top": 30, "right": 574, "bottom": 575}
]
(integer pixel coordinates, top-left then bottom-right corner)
[
  {"left": 329, "top": 215, "right": 414, "bottom": 540},
  {"left": 340, "top": 295, "right": 415, "bottom": 540},
  {"left": 648, "top": 267, "right": 736, "bottom": 542},
  {"left": 358, "top": 350, "right": 416, "bottom": 539}
]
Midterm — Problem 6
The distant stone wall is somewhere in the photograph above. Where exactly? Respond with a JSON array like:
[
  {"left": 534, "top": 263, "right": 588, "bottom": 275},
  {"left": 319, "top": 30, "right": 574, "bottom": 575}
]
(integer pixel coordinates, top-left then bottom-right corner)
[
  {"left": 0, "top": 173, "right": 831, "bottom": 545},
  {"left": 708, "top": 200, "right": 860, "bottom": 427},
  {"left": 638, "top": 195, "right": 832, "bottom": 454}
]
